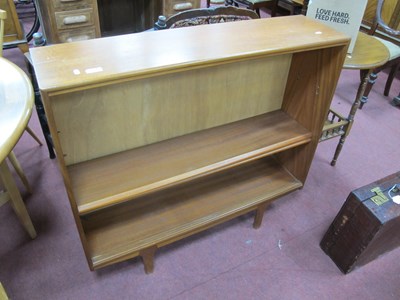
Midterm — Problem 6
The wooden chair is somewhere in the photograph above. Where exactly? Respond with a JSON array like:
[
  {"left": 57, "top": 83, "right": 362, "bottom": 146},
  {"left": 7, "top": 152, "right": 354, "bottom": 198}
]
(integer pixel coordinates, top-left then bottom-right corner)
[
  {"left": 392, "top": 92, "right": 400, "bottom": 106},
  {"left": 1, "top": 4, "right": 43, "bottom": 146},
  {"left": 360, "top": 0, "right": 400, "bottom": 108},
  {"left": 230, "top": 0, "right": 278, "bottom": 17},
  {"left": 1, "top": 9, "right": 37, "bottom": 239},
  {"left": 3, "top": 1, "right": 55, "bottom": 159},
  {"left": 206, "top": 0, "right": 226, "bottom": 8},
  {"left": 1, "top": 0, "right": 29, "bottom": 53},
  {"left": 375, "top": 0, "right": 400, "bottom": 108},
  {"left": 154, "top": 6, "right": 259, "bottom": 30},
  {"left": 276, "top": 0, "right": 302, "bottom": 15},
  {"left": 319, "top": 32, "right": 389, "bottom": 166},
  {"left": 0, "top": 9, "right": 5, "bottom": 56},
  {"left": 1, "top": 7, "right": 42, "bottom": 169},
  {"left": 276, "top": 0, "right": 309, "bottom": 15}
]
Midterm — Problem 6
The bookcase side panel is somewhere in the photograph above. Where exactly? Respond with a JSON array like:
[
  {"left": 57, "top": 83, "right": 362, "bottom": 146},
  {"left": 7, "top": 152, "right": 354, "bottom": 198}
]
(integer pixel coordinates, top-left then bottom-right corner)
[
  {"left": 276, "top": 45, "right": 348, "bottom": 182},
  {"left": 39, "top": 90, "right": 95, "bottom": 269}
]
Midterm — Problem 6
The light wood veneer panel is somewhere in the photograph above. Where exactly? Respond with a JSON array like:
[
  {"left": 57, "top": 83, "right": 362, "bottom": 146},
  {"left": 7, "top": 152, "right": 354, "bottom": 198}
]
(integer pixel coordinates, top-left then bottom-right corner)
[
  {"left": 82, "top": 157, "right": 302, "bottom": 269},
  {"left": 277, "top": 46, "right": 348, "bottom": 182},
  {"left": 52, "top": 55, "right": 291, "bottom": 165},
  {"left": 30, "top": 16, "right": 350, "bottom": 93},
  {"left": 69, "top": 110, "right": 311, "bottom": 214}
]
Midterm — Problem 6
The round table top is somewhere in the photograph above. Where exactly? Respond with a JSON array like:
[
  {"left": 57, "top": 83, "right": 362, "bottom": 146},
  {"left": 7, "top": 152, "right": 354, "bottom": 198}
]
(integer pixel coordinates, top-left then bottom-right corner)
[
  {"left": 344, "top": 32, "right": 390, "bottom": 70},
  {"left": 0, "top": 57, "right": 34, "bottom": 163}
]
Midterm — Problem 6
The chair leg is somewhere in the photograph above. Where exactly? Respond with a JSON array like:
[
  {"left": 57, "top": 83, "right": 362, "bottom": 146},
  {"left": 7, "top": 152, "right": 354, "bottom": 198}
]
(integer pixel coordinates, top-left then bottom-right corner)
[
  {"left": 26, "top": 55, "right": 56, "bottom": 159},
  {"left": 331, "top": 69, "right": 370, "bottom": 165},
  {"left": 301, "top": 0, "right": 309, "bottom": 15},
  {"left": 0, "top": 160, "right": 37, "bottom": 239},
  {"left": 25, "top": 126, "right": 42, "bottom": 146},
  {"left": 17, "top": 43, "right": 29, "bottom": 54},
  {"left": 391, "top": 92, "right": 400, "bottom": 106},
  {"left": 8, "top": 151, "right": 32, "bottom": 193},
  {"left": 384, "top": 64, "right": 399, "bottom": 96},
  {"left": 360, "top": 70, "right": 377, "bottom": 109},
  {"left": 270, "top": 0, "right": 278, "bottom": 17}
]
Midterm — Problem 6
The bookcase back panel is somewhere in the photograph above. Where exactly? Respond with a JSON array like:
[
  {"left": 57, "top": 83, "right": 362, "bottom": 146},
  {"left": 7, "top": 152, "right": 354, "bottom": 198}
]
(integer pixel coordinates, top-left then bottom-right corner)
[{"left": 52, "top": 54, "right": 292, "bottom": 165}]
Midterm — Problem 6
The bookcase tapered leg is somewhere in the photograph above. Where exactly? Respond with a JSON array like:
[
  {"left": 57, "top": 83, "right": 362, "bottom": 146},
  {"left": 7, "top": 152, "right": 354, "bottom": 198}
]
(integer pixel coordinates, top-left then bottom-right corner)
[
  {"left": 253, "top": 203, "right": 269, "bottom": 229},
  {"left": 140, "top": 246, "right": 157, "bottom": 274}
]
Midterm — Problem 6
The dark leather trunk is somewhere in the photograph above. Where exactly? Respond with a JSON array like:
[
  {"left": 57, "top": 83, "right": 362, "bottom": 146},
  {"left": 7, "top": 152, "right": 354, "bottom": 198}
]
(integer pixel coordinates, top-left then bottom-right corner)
[{"left": 320, "top": 172, "right": 400, "bottom": 274}]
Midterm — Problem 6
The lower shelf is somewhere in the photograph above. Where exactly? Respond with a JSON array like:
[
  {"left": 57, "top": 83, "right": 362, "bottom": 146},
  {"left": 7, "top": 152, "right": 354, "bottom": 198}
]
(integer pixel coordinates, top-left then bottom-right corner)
[{"left": 81, "top": 156, "right": 302, "bottom": 269}]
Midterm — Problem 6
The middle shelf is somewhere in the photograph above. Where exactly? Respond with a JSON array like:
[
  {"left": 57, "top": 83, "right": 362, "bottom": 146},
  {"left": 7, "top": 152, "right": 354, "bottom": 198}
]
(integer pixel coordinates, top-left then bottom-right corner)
[{"left": 68, "top": 110, "right": 312, "bottom": 215}]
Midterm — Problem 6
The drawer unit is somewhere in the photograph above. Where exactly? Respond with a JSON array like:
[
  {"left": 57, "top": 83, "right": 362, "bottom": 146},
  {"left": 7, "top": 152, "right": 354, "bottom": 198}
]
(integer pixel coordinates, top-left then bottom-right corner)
[
  {"left": 36, "top": 0, "right": 100, "bottom": 44},
  {"left": 54, "top": 8, "right": 95, "bottom": 30},
  {"left": 58, "top": 27, "right": 97, "bottom": 43},
  {"left": 163, "top": 0, "right": 201, "bottom": 17},
  {"left": 36, "top": 0, "right": 202, "bottom": 43},
  {"left": 53, "top": 0, "right": 92, "bottom": 10}
]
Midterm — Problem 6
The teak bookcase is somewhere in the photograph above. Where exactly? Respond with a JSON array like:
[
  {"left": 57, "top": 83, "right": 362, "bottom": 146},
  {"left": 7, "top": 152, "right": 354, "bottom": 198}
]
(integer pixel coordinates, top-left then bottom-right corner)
[{"left": 30, "top": 15, "right": 349, "bottom": 273}]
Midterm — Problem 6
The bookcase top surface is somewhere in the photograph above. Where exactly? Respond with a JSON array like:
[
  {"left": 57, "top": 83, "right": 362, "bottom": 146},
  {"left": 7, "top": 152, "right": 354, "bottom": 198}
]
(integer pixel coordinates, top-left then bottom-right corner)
[{"left": 30, "top": 15, "right": 349, "bottom": 92}]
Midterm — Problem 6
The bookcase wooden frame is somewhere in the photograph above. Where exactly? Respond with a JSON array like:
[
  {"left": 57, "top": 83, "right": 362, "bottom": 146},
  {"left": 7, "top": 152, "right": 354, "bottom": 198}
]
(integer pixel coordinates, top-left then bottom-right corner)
[{"left": 30, "top": 15, "right": 349, "bottom": 273}]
